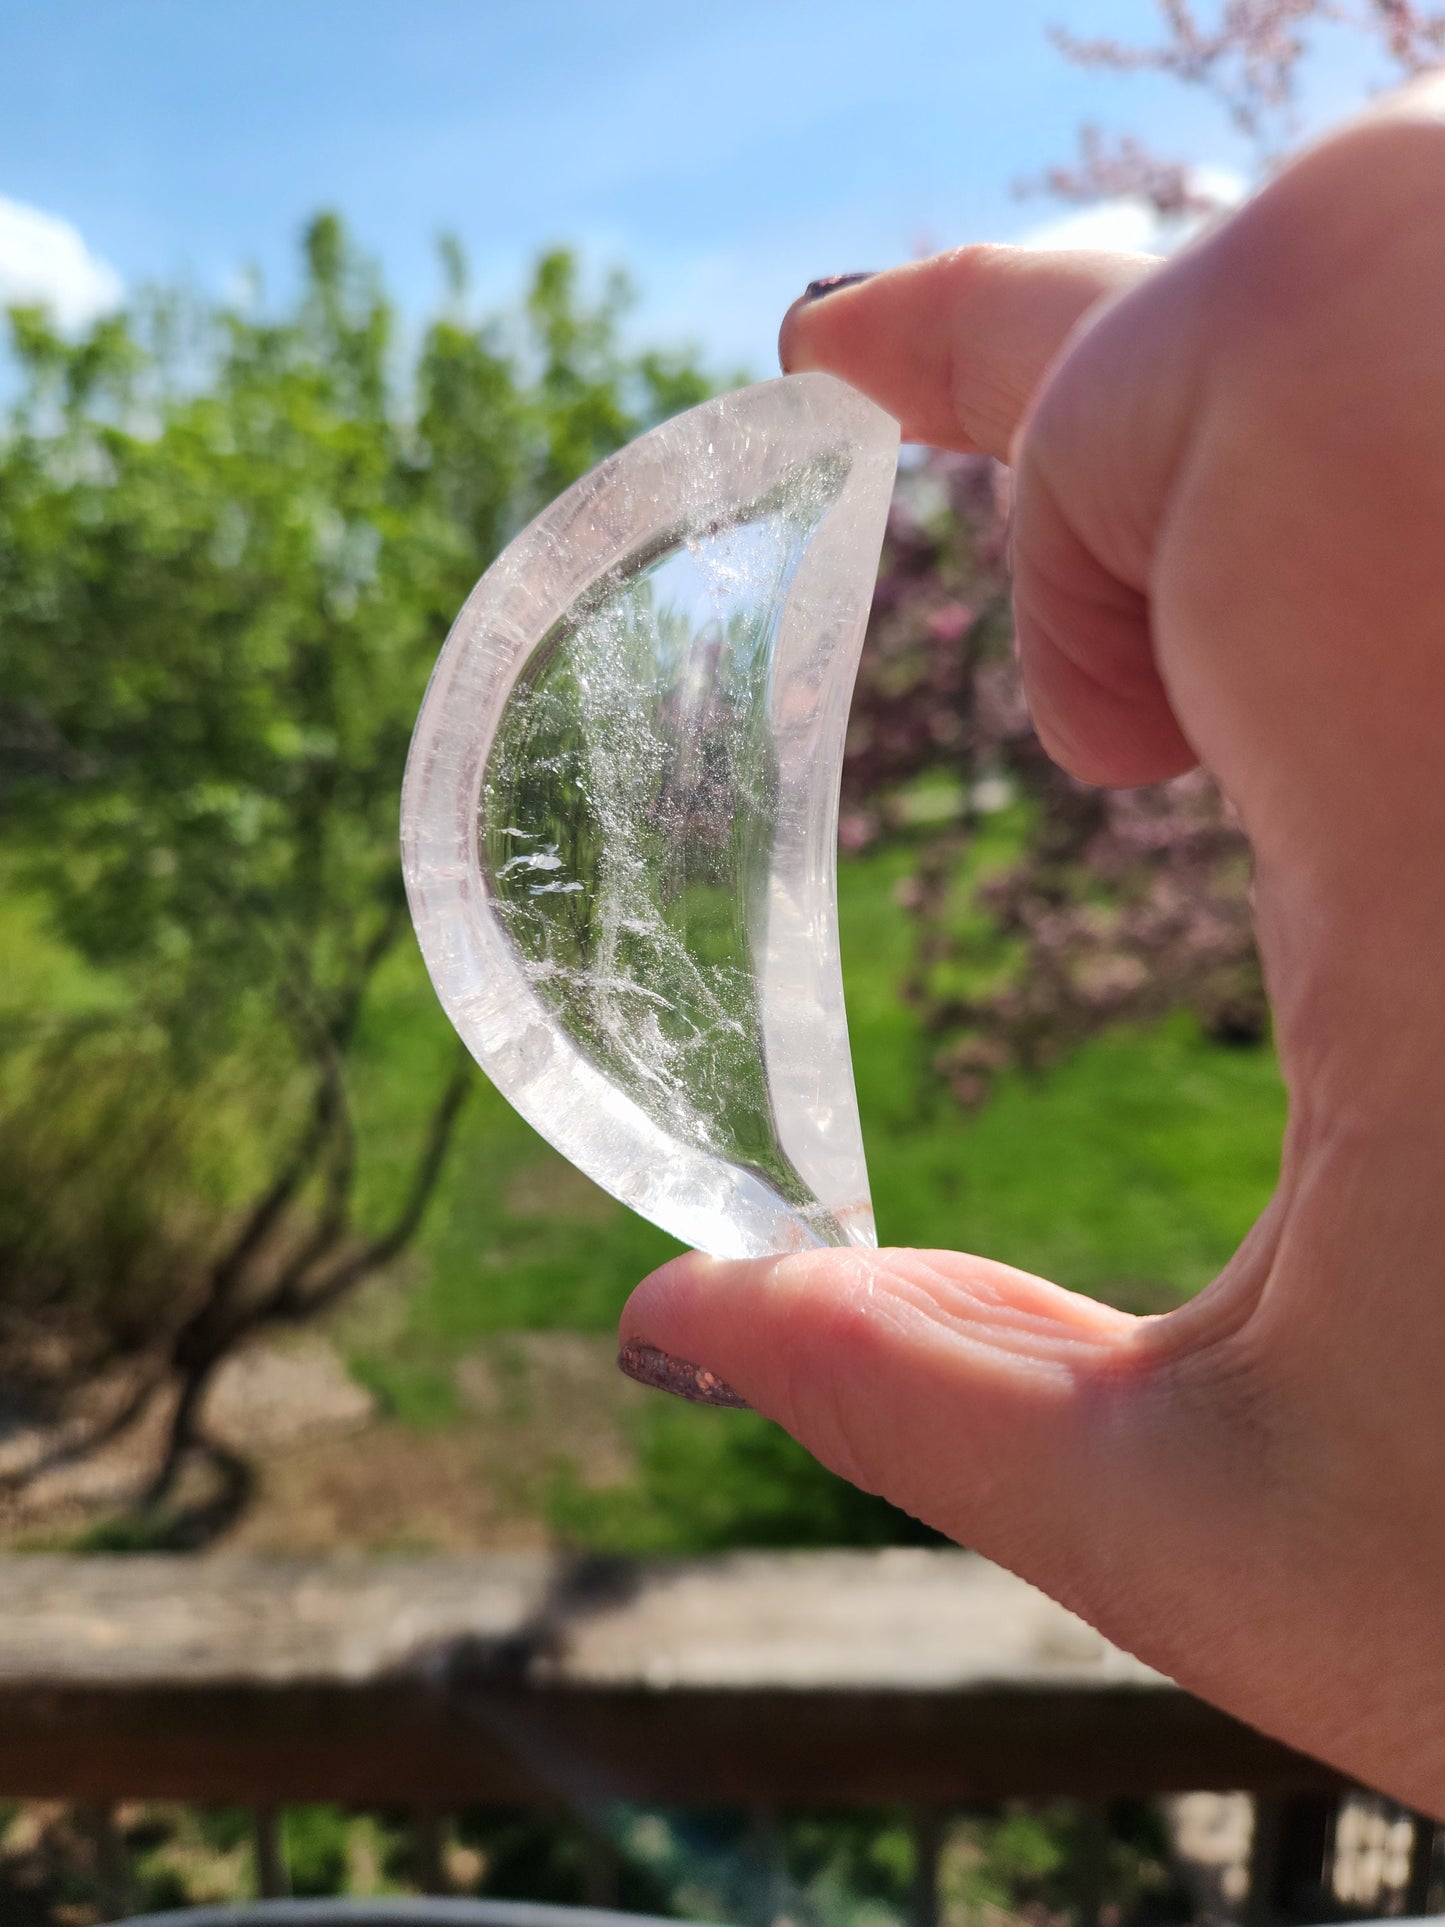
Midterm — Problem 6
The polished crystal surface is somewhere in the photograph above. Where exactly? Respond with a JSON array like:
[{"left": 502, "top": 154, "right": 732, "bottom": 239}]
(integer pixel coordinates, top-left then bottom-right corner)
[{"left": 401, "top": 372, "right": 899, "bottom": 1259}]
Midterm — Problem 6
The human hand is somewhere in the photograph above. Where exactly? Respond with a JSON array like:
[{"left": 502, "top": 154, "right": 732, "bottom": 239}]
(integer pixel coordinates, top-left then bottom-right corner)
[{"left": 620, "top": 78, "right": 1445, "bottom": 1812}]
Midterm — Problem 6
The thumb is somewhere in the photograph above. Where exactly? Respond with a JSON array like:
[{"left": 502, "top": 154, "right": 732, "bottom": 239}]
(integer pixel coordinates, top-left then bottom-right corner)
[{"left": 619, "top": 1244, "right": 1254, "bottom": 1666}]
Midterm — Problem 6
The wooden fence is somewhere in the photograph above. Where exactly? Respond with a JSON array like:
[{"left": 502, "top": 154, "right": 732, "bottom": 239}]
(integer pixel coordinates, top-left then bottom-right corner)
[{"left": 0, "top": 1549, "right": 1433, "bottom": 1924}]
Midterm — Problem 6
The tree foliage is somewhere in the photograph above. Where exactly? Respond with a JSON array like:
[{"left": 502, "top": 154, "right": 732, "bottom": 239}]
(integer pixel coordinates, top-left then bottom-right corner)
[{"left": 0, "top": 220, "right": 717, "bottom": 1513}]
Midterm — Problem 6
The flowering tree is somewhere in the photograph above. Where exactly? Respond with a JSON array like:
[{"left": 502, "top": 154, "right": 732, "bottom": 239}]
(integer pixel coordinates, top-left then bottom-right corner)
[
  {"left": 844, "top": 0, "right": 1445, "bottom": 1106},
  {"left": 1046, "top": 0, "right": 1445, "bottom": 201}
]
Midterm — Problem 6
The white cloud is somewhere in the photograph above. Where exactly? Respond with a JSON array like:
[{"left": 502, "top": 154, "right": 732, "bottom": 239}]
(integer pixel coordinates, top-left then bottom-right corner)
[
  {"left": 1015, "top": 199, "right": 1165, "bottom": 255},
  {"left": 1191, "top": 165, "right": 1253, "bottom": 210},
  {"left": 0, "top": 196, "right": 123, "bottom": 329},
  {"left": 1013, "top": 165, "right": 1251, "bottom": 258}
]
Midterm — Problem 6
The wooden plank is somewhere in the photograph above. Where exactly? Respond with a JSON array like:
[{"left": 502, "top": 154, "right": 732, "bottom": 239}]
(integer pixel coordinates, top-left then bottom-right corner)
[
  {"left": 0, "top": 1552, "right": 1343, "bottom": 1807},
  {"left": 0, "top": 1676, "right": 1343, "bottom": 1807},
  {"left": 0, "top": 1550, "right": 1165, "bottom": 1692}
]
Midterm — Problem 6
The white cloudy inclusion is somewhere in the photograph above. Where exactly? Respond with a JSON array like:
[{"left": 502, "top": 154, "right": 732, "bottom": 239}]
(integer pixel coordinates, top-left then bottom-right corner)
[{"left": 401, "top": 372, "right": 900, "bottom": 1259}]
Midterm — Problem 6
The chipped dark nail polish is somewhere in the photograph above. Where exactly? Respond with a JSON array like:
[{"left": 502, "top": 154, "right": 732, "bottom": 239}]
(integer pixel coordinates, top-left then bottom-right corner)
[
  {"left": 801, "top": 272, "right": 876, "bottom": 304},
  {"left": 618, "top": 1341, "right": 750, "bottom": 1409}
]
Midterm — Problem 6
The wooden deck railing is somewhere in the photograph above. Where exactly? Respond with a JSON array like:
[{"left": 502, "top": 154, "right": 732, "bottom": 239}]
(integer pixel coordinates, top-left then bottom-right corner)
[{"left": 0, "top": 1549, "right": 1434, "bottom": 1924}]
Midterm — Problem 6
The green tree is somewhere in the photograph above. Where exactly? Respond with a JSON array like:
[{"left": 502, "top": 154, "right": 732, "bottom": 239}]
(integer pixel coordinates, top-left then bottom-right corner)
[{"left": 0, "top": 218, "right": 717, "bottom": 1523}]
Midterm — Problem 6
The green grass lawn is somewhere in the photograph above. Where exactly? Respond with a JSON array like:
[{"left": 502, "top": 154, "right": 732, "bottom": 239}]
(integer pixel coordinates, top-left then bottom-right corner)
[{"left": 1, "top": 845, "right": 1287, "bottom": 1553}]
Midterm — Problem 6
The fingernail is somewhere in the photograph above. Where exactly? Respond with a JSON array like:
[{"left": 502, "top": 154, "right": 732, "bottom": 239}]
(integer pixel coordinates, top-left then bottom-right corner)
[
  {"left": 801, "top": 271, "right": 876, "bottom": 304},
  {"left": 617, "top": 1341, "right": 749, "bottom": 1409}
]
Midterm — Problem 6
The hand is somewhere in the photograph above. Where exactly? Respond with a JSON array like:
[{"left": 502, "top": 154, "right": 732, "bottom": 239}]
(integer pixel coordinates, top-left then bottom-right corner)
[{"left": 621, "top": 77, "right": 1445, "bottom": 1813}]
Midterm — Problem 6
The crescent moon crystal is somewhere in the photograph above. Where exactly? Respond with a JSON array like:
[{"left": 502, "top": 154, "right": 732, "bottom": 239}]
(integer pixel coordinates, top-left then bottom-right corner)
[{"left": 401, "top": 372, "right": 900, "bottom": 1259}]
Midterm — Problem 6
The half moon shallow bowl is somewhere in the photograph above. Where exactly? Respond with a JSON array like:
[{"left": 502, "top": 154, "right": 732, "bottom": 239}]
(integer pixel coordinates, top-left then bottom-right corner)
[{"left": 401, "top": 371, "right": 899, "bottom": 1260}]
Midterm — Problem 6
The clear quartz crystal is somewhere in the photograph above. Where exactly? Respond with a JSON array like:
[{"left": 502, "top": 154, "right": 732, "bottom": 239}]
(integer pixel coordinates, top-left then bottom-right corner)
[{"left": 401, "top": 372, "right": 899, "bottom": 1259}]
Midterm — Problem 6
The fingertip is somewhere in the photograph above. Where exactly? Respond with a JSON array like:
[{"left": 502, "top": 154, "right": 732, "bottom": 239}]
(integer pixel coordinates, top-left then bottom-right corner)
[
  {"left": 620, "top": 1246, "right": 863, "bottom": 1420},
  {"left": 777, "top": 246, "right": 1154, "bottom": 456},
  {"left": 620, "top": 1248, "right": 734, "bottom": 1342},
  {"left": 776, "top": 297, "right": 809, "bottom": 377},
  {"left": 777, "top": 273, "right": 878, "bottom": 378},
  {"left": 1028, "top": 684, "right": 1200, "bottom": 789}
]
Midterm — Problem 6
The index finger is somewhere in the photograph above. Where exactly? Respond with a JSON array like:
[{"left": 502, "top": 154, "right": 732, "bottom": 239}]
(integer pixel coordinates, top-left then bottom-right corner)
[{"left": 778, "top": 244, "right": 1156, "bottom": 458}]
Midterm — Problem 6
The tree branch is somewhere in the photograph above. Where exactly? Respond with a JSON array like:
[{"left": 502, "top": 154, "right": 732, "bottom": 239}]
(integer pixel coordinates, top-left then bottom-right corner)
[
  {"left": 283, "top": 1044, "right": 473, "bottom": 1319},
  {"left": 0, "top": 1366, "right": 164, "bottom": 1496}
]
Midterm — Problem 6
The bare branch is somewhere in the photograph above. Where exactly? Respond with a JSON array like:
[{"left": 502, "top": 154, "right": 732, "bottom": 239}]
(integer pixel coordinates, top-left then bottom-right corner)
[
  {"left": 1050, "top": 0, "right": 1330, "bottom": 157},
  {"left": 261, "top": 1036, "right": 359, "bottom": 1308},
  {"left": 1020, "top": 126, "right": 1222, "bottom": 217},
  {"left": 0, "top": 1367, "right": 163, "bottom": 1496},
  {"left": 283, "top": 1045, "right": 473, "bottom": 1319},
  {"left": 1366, "top": 0, "right": 1445, "bottom": 68},
  {"left": 199, "top": 1044, "right": 342, "bottom": 1315},
  {"left": 193, "top": 904, "right": 393, "bottom": 1322}
]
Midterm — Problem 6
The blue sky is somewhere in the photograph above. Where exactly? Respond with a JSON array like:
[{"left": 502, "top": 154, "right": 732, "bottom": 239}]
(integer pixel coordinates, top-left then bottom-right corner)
[{"left": 0, "top": 0, "right": 1378, "bottom": 371}]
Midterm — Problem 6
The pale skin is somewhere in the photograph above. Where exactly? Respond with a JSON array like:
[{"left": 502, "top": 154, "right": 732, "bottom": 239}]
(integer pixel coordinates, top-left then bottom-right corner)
[{"left": 620, "top": 77, "right": 1445, "bottom": 1814}]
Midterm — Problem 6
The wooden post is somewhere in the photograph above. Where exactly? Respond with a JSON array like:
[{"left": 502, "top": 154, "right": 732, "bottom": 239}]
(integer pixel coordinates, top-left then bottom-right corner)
[
  {"left": 582, "top": 1827, "right": 623, "bottom": 1909},
  {"left": 1248, "top": 1792, "right": 1336, "bottom": 1926},
  {"left": 912, "top": 1806, "right": 944, "bottom": 1927},
  {"left": 1404, "top": 1813, "right": 1438, "bottom": 1918},
  {"left": 81, "top": 1804, "right": 130, "bottom": 1922},
  {"left": 412, "top": 1810, "right": 449, "bottom": 1894},
  {"left": 254, "top": 1807, "right": 289, "bottom": 1899},
  {"left": 745, "top": 1806, "right": 787, "bottom": 1927},
  {"left": 1247, "top": 1795, "right": 1281, "bottom": 1927},
  {"left": 1074, "top": 1802, "right": 1108, "bottom": 1927}
]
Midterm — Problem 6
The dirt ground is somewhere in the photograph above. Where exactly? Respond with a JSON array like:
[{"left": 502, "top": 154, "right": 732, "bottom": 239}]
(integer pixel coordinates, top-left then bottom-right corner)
[
  {"left": 224, "top": 1327, "right": 643, "bottom": 1555},
  {"left": 0, "top": 1320, "right": 644, "bottom": 1554}
]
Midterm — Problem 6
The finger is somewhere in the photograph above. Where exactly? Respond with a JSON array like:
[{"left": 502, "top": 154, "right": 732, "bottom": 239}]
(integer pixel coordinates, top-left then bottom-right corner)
[
  {"left": 1011, "top": 420, "right": 1199, "bottom": 787},
  {"left": 778, "top": 245, "right": 1156, "bottom": 457},
  {"left": 1009, "top": 84, "right": 1445, "bottom": 792},
  {"left": 775, "top": 242, "right": 1193, "bottom": 784},
  {"left": 619, "top": 1234, "right": 1445, "bottom": 1810},
  {"left": 620, "top": 1246, "right": 1214, "bottom": 1624},
  {"left": 1004, "top": 220, "right": 1224, "bottom": 784}
]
